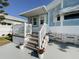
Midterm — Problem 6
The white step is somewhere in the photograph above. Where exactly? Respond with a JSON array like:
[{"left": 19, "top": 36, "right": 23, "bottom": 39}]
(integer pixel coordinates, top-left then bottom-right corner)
[
  {"left": 26, "top": 44, "right": 37, "bottom": 50},
  {"left": 29, "top": 36, "right": 38, "bottom": 42},
  {"left": 28, "top": 40, "right": 38, "bottom": 45}
]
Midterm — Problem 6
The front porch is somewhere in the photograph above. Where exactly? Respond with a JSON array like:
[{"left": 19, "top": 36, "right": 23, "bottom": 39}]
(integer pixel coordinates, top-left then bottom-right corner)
[
  {"left": 20, "top": 5, "right": 48, "bottom": 32},
  {"left": 28, "top": 15, "right": 47, "bottom": 32},
  {"left": 13, "top": 6, "right": 49, "bottom": 59}
]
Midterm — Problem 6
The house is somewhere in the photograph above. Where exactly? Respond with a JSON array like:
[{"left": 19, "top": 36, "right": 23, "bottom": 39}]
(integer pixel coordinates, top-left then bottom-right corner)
[
  {"left": 0, "top": 14, "right": 26, "bottom": 36},
  {"left": 13, "top": 0, "right": 79, "bottom": 59},
  {"left": 19, "top": 0, "right": 79, "bottom": 44}
]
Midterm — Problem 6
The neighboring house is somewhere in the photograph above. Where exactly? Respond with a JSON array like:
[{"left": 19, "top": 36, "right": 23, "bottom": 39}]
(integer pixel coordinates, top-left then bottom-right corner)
[{"left": 0, "top": 15, "right": 26, "bottom": 36}]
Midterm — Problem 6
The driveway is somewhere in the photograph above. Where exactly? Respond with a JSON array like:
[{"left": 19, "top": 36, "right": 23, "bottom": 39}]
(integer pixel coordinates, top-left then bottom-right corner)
[
  {"left": 44, "top": 41, "right": 79, "bottom": 59},
  {"left": 0, "top": 43, "right": 38, "bottom": 59},
  {"left": 0, "top": 41, "right": 79, "bottom": 59}
]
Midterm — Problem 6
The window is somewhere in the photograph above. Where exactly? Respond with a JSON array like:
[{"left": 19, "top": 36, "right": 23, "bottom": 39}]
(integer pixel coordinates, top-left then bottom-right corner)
[
  {"left": 7, "top": 23, "right": 11, "bottom": 25},
  {"left": 40, "top": 16, "right": 44, "bottom": 25},
  {"left": 57, "top": 16, "right": 60, "bottom": 21},
  {"left": 64, "top": 13, "right": 79, "bottom": 20},
  {"left": 1, "top": 22, "right": 6, "bottom": 25},
  {"left": 40, "top": 20, "right": 44, "bottom": 24},
  {"left": 33, "top": 17, "right": 37, "bottom": 25},
  {"left": 28, "top": 18, "right": 32, "bottom": 24}
]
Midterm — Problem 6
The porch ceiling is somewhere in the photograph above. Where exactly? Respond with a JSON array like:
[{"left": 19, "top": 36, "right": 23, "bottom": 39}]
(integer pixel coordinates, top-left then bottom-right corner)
[{"left": 20, "top": 5, "right": 47, "bottom": 17}]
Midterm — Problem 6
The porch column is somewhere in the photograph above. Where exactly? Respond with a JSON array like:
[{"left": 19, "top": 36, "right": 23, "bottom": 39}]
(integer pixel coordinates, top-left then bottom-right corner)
[
  {"left": 60, "top": 14, "right": 64, "bottom": 42},
  {"left": 60, "top": 14, "right": 64, "bottom": 26},
  {"left": 44, "top": 14, "right": 47, "bottom": 23},
  {"left": 60, "top": 0, "right": 64, "bottom": 27},
  {"left": 48, "top": 12, "right": 50, "bottom": 26},
  {"left": 24, "top": 22, "right": 27, "bottom": 37},
  {"left": 38, "top": 16, "right": 40, "bottom": 27},
  {"left": 61, "top": 0, "right": 63, "bottom": 9},
  {"left": 20, "top": 22, "right": 27, "bottom": 49}
]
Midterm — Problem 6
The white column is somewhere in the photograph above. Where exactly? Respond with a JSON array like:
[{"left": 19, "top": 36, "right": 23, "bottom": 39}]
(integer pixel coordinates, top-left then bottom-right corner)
[
  {"left": 44, "top": 14, "right": 47, "bottom": 23},
  {"left": 24, "top": 22, "right": 27, "bottom": 38},
  {"left": 48, "top": 12, "right": 50, "bottom": 26},
  {"left": 39, "top": 16, "right": 40, "bottom": 27},
  {"left": 60, "top": 14, "right": 64, "bottom": 26},
  {"left": 60, "top": 14, "right": 64, "bottom": 42},
  {"left": 20, "top": 22, "right": 27, "bottom": 49},
  {"left": 61, "top": 0, "right": 63, "bottom": 9}
]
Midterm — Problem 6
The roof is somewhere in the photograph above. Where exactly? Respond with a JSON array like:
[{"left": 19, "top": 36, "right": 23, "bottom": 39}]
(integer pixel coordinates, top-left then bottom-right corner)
[
  {"left": 4, "top": 15, "right": 27, "bottom": 22},
  {"left": 47, "top": 0, "right": 62, "bottom": 11},
  {"left": 59, "top": 5, "right": 79, "bottom": 14},
  {"left": 20, "top": 5, "right": 47, "bottom": 17}
]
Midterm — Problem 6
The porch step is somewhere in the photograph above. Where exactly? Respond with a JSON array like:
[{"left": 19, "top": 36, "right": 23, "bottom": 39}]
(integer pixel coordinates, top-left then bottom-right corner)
[
  {"left": 25, "top": 32, "right": 39, "bottom": 51},
  {"left": 28, "top": 40, "right": 38, "bottom": 45},
  {"left": 31, "top": 34, "right": 38, "bottom": 38},
  {"left": 25, "top": 44, "right": 37, "bottom": 50},
  {"left": 31, "top": 32, "right": 39, "bottom": 37},
  {"left": 29, "top": 37, "right": 38, "bottom": 42},
  {"left": 32, "top": 32, "right": 38, "bottom": 35}
]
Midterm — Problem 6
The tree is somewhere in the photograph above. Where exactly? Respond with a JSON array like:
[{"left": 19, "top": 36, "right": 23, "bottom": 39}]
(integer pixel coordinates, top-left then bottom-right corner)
[
  {"left": 0, "top": 0, "right": 9, "bottom": 7},
  {"left": 0, "top": 0, "right": 9, "bottom": 21}
]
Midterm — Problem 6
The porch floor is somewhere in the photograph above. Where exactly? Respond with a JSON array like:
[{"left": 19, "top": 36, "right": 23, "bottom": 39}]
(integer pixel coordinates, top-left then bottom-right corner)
[{"left": 44, "top": 40, "right": 79, "bottom": 59}]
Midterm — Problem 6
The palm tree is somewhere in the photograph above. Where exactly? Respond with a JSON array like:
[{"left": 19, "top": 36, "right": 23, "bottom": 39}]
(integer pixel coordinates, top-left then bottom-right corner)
[
  {"left": 0, "top": 0, "right": 9, "bottom": 21},
  {"left": 0, "top": 0, "right": 9, "bottom": 7}
]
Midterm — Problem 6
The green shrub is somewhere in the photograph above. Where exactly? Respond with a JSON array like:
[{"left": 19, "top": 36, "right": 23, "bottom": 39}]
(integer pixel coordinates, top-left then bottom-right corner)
[{"left": 6, "top": 34, "right": 12, "bottom": 41}]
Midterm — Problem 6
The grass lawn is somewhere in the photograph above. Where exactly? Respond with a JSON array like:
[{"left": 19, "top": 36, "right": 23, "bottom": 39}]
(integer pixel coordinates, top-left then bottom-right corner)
[{"left": 0, "top": 37, "right": 11, "bottom": 46}]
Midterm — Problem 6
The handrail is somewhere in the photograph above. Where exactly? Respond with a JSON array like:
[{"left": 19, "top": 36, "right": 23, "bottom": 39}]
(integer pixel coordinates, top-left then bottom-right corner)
[{"left": 39, "top": 23, "right": 48, "bottom": 49}]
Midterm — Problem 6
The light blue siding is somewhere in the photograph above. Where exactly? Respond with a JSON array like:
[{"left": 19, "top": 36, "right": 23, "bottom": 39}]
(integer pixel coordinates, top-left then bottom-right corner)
[
  {"left": 63, "top": 0, "right": 79, "bottom": 8},
  {"left": 48, "top": 0, "right": 79, "bottom": 26},
  {"left": 48, "top": 3, "right": 61, "bottom": 26},
  {"left": 56, "top": 22, "right": 61, "bottom": 26},
  {"left": 63, "top": 19, "right": 79, "bottom": 26},
  {"left": 46, "top": 14, "right": 48, "bottom": 24},
  {"left": 48, "top": 10, "right": 54, "bottom": 26}
]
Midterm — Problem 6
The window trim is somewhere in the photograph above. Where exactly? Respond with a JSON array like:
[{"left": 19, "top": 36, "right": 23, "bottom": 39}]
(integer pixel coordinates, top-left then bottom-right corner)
[
  {"left": 64, "top": 12, "right": 79, "bottom": 20},
  {"left": 39, "top": 15, "right": 45, "bottom": 25},
  {"left": 32, "top": 17, "right": 38, "bottom": 27}
]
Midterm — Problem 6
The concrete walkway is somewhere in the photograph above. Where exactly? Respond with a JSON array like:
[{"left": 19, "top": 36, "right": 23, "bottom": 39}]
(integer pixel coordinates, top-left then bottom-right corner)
[
  {"left": 44, "top": 41, "right": 79, "bottom": 59},
  {"left": 0, "top": 43, "right": 38, "bottom": 59},
  {"left": 0, "top": 42, "right": 79, "bottom": 59}
]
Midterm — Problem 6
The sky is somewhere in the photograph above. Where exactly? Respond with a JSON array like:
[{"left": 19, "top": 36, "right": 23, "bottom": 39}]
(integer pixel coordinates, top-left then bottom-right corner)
[{"left": 3, "top": 0, "right": 53, "bottom": 19}]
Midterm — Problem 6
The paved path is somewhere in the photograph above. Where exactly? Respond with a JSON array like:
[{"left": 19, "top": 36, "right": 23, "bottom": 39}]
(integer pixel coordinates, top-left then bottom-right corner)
[
  {"left": 44, "top": 41, "right": 79, "bottom": 59},
  {"left": 0, "top": 43, "right": 38, "bottom": 59},
  {"left": 0, "top": 42, "right": 79, "bottom": 59}
]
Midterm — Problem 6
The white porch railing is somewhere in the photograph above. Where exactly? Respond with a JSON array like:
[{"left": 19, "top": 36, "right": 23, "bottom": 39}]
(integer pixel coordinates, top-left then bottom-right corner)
[
  {"left": 38, "top": 23, "right": 49, "bottom": 59},
  {"left": 39, "top": 23, "right": 48, "bottom": 49},
  {"left": 20, "top": 23, "right": 32, "bottom": 49}
]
